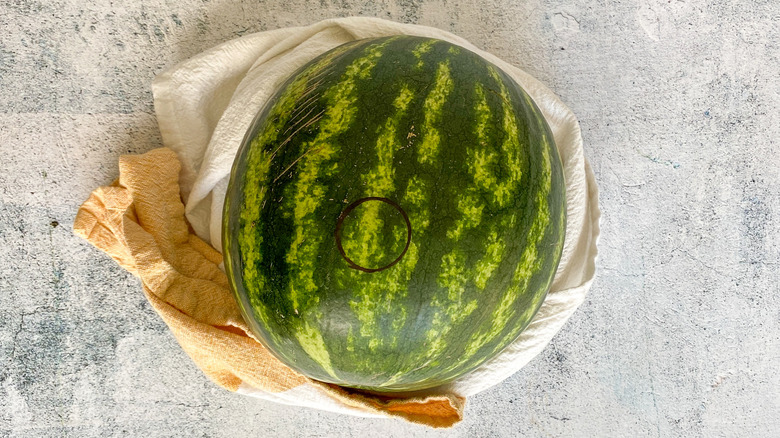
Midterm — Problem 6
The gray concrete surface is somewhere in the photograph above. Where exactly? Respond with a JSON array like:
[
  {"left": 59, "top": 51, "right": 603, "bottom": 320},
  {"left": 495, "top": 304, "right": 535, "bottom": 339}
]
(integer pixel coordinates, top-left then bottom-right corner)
[{"left": 1, "top": 0, "right": 778, "bottom": 436}]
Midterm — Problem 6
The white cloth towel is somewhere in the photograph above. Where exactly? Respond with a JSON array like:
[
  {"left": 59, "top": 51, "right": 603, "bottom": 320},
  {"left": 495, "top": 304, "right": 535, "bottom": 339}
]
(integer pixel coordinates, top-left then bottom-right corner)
[{"left": 152, "top": 16, "right": 600, "bottom": 411}]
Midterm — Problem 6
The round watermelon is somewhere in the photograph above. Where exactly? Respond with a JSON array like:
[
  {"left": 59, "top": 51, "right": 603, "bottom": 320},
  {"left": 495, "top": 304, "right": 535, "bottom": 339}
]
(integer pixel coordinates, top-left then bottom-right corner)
[{"left": 223, "top": 36, "right": 566, "bottom": 392}]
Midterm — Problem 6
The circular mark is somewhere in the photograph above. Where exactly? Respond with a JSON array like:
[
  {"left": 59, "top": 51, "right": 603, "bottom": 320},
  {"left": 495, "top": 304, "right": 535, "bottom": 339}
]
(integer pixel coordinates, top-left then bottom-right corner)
[{"left": 334, "top": 197, "right": 412, "bottom": 273}]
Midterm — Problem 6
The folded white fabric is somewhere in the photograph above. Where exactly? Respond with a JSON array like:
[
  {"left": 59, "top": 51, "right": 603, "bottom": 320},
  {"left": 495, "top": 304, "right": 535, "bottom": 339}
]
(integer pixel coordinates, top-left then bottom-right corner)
[{"left": 152, "top": 16, "right": 599, "bottom": 409}]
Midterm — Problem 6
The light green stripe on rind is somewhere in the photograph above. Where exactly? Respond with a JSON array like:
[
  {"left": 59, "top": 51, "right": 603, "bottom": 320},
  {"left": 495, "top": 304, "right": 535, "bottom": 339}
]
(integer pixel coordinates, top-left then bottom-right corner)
[
  {"left": 283, "top": 41, "right": 390, "bottom": 377},
  {"left": 383, "top": 60, "right": 452, "bottom": 366},
  {"left": 462, "top": 70, "right": 553, "bottom": 360},
  {"left": 426, "top": 78, "right": 527, "bottom": 353},
  {"left": 418, "top": 61, "right": 454, "bottom": 164},
  {"left": 381, "top": 176, "right": 431, "bottom": 385},
  {"left": 490, "top": 92, "right": 561, "bottom": 350},
  {"left": 471, "top": 83, "right": 520, "bottom": 207},
  {"left": 412, "top": 40, "right": 436, "bottom": 69},
  {"left": 343, "top": 84, "right": 416, "bottom": 350},
  {"left": 467, "top": 82, "right": 513, "bottom": 292},
  {"left": 474, "top": 228, "right": 507, "bottom": 290},
  {"left": 489, "top": 67, "right": 526, "bottom": 188},
  {"left": 296, "top": 320, "right": 336, "bottom": 377},
  {"left": 350, "top": 58, "right": 453, "bottom": 361},
  {"left": 344, "top": 85, "right": 414, "bottom": 266},
  {"left": 285, "top": 42, "right": 388, "bottom": 308},
  {"left": 445, "top": 192, "right": 484, "bottom": 240},
  {"left": 416, "top": 58, "right": 470, "bottom": 359},
  {"left": 425, "top": 69, "right": 535, "bottom": 361},
  {"left": 521, "top": 93, "right": 565, "bottom": 262},
  {"left": 478, "top": 70, "right": 527, "bottom": 207},
  {"left": 237, "top": 50, "right": 341, "bottom": 333},
  {"left": 426, "top": 249, "right": 479, "bottom": 355}
]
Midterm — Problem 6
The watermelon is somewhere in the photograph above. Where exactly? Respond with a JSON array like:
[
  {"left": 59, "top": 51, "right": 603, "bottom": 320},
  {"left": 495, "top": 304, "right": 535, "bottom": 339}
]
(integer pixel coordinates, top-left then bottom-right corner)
[{"left": 223, "top": 36, "right": 566, "bottom": 392}]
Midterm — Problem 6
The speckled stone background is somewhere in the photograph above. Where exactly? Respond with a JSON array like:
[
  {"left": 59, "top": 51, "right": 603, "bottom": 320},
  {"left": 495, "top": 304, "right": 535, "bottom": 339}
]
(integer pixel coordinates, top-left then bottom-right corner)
[{"left": 1, "top": 1, "right": 778, "bottom": 436}]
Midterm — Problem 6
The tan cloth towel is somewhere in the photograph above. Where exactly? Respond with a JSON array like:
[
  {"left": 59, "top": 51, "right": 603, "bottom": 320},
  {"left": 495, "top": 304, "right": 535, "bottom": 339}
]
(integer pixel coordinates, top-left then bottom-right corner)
[{"left": 73, "top": 147, "right": 464, "bottom": 428}]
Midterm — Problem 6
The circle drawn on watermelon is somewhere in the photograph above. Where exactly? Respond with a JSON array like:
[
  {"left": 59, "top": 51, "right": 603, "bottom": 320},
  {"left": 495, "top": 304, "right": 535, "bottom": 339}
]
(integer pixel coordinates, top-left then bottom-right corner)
[{"left": 334, "top": 196, "right": 412, "bottom": 273}]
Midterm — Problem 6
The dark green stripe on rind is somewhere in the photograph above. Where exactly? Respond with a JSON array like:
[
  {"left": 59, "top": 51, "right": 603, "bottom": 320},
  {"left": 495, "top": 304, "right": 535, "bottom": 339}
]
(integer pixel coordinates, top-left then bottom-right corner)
[
  {"left": 279, "top": 40, "right": 394, "bottom": 377},
  {"left": 226, "top": 39, "right": 382, "bottom": 377},
  {"left": 226, "top": 43, "right": 353, "bottom": 349},
  {"left": 329, "top": 38, "right": 443, "bottom": 380}
]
